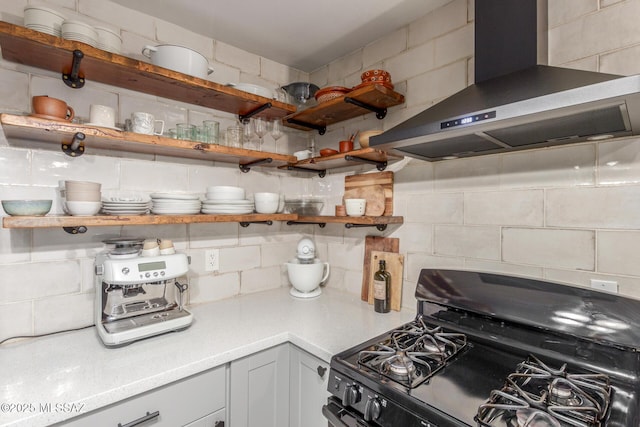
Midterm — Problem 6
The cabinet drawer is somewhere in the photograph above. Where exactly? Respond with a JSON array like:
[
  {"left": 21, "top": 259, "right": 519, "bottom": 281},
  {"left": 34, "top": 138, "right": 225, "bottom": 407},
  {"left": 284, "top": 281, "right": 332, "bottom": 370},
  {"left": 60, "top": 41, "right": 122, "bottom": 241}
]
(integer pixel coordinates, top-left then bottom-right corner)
[
  {"left": 59, "top": 365, "right": 226, "bottom": 427},
  {"left": 184, "top": 408, "right": 225, "bottom": 427}
]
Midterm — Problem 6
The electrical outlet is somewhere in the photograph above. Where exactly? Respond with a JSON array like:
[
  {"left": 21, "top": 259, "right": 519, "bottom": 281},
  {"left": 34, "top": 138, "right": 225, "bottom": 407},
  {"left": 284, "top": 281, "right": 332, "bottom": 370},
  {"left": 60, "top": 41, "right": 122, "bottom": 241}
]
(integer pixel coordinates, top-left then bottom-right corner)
[
  {"left": 205, "top": 249, "right": 219, "bottom": 272},
  {"left": 590, "top": 279, "right": 618, "bottom": 293}
]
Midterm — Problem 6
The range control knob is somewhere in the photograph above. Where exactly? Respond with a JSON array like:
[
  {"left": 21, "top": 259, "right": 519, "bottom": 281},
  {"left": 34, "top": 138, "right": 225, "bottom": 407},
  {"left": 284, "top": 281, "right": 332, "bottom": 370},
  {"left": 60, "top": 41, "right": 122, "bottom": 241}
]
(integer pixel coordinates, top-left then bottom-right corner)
[
  {"left": 341, "top": 384, "right": 360, "bottom": 407},
  {"left": 121, "top": 267, "right": 130, "bottom": 275},
  {"left": 364, "top": 397, "right": 382, "bottom": 421}
]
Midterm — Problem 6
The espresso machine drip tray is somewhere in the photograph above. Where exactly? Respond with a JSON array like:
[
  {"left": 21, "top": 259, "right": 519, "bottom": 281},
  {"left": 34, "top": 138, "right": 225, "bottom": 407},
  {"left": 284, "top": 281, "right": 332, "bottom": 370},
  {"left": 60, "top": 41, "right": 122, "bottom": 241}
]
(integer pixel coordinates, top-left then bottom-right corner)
[{"left": 103, "top": 308, "right": 192, "bottom": 334}]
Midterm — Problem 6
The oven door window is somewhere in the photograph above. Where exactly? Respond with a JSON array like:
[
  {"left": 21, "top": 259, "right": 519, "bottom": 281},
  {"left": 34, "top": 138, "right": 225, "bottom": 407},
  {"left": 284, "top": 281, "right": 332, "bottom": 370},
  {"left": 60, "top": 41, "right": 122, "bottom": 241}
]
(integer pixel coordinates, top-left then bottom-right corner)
[{"left": 323, "top": 398, "right": 374, "bottom": 427}]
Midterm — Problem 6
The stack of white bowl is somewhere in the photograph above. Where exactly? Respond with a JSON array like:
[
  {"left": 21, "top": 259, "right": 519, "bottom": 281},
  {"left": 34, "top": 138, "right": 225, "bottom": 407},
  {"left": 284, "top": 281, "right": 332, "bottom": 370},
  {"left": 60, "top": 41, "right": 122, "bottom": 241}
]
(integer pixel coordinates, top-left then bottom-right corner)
[
  {"left": 61, "top": 20, "right": 98, "bottom": 47},
  {"left": 95, "top": 26, "right": 122, "bottom": 53},
  {"left": 24, "top": 5, "right": 66, "bottom": 37},
  {"left": 64, "top": 180, "right": 102, "bottom": 216},
  {"left": 202, "top": 186, "right": 253, "bottom": 214}
]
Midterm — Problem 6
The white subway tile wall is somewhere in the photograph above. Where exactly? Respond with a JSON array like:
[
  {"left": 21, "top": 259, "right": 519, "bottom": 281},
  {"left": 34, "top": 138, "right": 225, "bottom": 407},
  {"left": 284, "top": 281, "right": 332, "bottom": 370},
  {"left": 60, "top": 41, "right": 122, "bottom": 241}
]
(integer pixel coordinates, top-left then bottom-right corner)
[{"left": 2, "top": 0, "right": 640, "bottom": 342}]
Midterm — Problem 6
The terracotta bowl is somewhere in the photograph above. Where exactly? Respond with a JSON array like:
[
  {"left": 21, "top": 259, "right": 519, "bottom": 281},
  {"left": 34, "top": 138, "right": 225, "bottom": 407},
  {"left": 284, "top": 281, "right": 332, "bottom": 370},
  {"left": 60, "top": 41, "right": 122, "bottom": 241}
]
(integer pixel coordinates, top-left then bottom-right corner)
[
  {"left": 315, "top": 86, "right": 352, "bottom": 103},
  {"left": 361, "top": 69, "right": 391, "bottom": 82},
  {"left": 319, "top": 148, "right": 339, "bottom": 157}
]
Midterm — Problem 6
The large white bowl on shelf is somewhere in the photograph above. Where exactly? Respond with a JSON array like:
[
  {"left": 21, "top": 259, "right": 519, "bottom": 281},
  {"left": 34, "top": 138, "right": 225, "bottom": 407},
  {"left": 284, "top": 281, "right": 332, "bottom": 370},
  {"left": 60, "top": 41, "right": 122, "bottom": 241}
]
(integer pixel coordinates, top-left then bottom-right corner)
[{"left": 142, "top": 44, "right": 213, "bottom": 79}]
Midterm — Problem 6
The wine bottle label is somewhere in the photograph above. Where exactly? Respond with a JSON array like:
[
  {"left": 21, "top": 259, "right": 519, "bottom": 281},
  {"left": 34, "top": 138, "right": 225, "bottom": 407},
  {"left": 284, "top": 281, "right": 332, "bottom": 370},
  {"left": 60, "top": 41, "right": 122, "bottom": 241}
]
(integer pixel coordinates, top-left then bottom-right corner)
[{"left": 373, "top": 279, "right": 386, "bottom": 300}]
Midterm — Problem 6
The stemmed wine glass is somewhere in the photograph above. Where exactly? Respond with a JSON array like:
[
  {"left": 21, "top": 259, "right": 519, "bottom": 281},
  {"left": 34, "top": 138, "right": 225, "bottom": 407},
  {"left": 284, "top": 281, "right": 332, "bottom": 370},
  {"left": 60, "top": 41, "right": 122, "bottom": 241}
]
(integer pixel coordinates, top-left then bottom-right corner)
[
  {"left": 271, "top": 119, "right": 283, "bottom": 145},
  {"left": 242, "top": 119, "right": 255, "bottom": 149},
  {"left": 253, "top": 117, "right": 267, "bottom": 151}
]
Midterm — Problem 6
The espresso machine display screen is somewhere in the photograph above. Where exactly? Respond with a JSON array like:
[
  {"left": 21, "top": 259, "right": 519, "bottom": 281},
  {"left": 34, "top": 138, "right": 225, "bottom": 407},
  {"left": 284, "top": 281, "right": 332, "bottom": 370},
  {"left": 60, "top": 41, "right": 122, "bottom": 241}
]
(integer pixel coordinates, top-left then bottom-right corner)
[{"left": 138, "top": 261, "right": 166, "bottom": 272}]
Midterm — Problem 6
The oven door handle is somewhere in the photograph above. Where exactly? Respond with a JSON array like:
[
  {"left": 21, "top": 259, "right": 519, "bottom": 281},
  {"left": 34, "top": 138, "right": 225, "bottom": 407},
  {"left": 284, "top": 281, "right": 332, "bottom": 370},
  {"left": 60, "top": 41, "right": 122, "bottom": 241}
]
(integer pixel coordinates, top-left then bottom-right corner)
[{"left": 323, "top": 400, "right": 375, "bottom": 427}]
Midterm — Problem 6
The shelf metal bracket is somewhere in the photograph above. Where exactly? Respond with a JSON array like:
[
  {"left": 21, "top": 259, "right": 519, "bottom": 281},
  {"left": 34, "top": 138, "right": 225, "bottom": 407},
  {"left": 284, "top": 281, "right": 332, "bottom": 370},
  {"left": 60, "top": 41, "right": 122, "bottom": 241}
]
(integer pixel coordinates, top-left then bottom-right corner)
[
  {"left": 238, "top": 103, "right": 272, "bottom": 123},
  {"left": 61, "top": 132, "right": 86, "bottom": 157},
  {"left": 344, "top": 155, "right": 387, "bottom": 171},
  {"left": 345, "top": 223, "right": 388, "bottom": 231},
  {"left": 344, "top": 97, "right": 387, "bottom": 119},
  {"left": 63, "top": 226, "right": 87, "bottom": 234},
  {"left": 286, "top": 221, "right": 326, "bottom": 228},
  {"left": 285, "top": 165, "right": 326, "bottom": 178},
  {"left": 239, "top": 220, "right": 273, "bottom": 227},
  {"left": 285, "top": 118, "right": 326, "bottom": 135},
  {"left": 62, "top": 49, "right": 86, "bottom": 88},
  {"left": 239, "top": 157, "right": 273, "bottom": 173}
]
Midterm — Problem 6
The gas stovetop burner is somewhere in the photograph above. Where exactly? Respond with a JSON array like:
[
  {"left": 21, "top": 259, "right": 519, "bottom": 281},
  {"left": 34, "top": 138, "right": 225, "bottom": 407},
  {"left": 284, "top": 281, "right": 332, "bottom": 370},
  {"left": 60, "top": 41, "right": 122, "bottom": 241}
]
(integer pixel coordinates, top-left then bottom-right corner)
[
  {"left": 477, "top": 355, "right": 612, "bottom": 427},
  {"left": 357, "top": 315, "right": 467, "bottom": 388}
]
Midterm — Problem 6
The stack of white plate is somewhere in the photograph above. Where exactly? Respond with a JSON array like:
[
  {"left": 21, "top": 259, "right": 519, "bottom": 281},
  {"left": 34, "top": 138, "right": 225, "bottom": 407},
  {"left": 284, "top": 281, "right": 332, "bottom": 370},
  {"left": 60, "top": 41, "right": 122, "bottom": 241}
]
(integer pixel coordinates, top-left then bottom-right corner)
[
  {"left": 150, "top": 193, "right": 201, "bottom": 215},
  {"left": 95, "top": 26, "right": 122, "bottom": 53},
  {"left": 61, "top": 20, "right": 98, "bottom": 47},
  {"left": 24, "top": 6, "right": 66, "bottom": 37},
  {"left": 202, "top": 199, "right": 254, "bottom": 215},
  {"left": 101, "top": 193, "right": 151, "bottom": 216},
  {"left": 202, "top": 186, "right": 252, "bottom": 214}
]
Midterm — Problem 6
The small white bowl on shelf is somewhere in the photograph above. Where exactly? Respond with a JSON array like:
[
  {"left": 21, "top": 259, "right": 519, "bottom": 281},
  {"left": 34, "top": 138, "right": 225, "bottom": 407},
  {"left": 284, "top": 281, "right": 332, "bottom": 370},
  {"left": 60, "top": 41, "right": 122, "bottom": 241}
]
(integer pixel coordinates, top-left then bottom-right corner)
[{"left": 66, "top": 201, "right": 102, "bottom": 216}]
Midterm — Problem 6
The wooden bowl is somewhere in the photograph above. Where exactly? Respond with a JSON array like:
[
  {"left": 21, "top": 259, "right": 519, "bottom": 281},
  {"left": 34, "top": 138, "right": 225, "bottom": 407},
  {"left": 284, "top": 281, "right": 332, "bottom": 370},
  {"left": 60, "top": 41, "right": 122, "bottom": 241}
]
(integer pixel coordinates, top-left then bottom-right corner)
[
  {"left": 315, "top": 86, "right": 352, "bottom": 103},
  {"left": 359, "top": 130, "right": 384, "bottom": 148},
  {"left": 319, "top": 148, "right": 339, "bottom": 157}
]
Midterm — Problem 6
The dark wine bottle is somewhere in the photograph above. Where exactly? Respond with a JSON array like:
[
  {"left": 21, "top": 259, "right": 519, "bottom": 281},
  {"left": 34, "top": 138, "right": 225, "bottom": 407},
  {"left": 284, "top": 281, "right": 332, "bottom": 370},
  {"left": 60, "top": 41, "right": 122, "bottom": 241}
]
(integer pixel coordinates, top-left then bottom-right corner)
[{"left": 373, "top": 259, "right": 391, "bottom": 313}]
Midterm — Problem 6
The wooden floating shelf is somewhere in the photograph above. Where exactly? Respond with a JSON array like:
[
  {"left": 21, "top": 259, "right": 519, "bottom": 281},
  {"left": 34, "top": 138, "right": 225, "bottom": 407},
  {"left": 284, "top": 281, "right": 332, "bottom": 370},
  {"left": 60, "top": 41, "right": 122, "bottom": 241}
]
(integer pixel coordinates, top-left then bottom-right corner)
[
  {"left": 2, "top": 214, "right": 403, "bottom": 230},
  {"left": 280, "top": 147, "right": 403, "bottom": 172},
  {"left": 1, "top": 114, "right": 296, "bottom": 168},
  {"left": 0, "top": 22, "right": 296, "bottom": 120},
  {"left": 284, "top": 85, "right": 405, "bottom": 132}
]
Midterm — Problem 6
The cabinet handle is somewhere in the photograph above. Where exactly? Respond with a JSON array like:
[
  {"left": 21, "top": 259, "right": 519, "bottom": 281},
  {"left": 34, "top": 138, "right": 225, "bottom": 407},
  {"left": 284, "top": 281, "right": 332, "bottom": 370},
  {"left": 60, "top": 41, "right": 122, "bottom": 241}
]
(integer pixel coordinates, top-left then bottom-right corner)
[
  {"left": 214, "top": 422, "right": 225, "bottom": 427},
  {"left": 118, "top": 410, "right": 160, "bottom": 427},
  {"left": 317, "top": 365, "right": 327, "bottom": 378}
]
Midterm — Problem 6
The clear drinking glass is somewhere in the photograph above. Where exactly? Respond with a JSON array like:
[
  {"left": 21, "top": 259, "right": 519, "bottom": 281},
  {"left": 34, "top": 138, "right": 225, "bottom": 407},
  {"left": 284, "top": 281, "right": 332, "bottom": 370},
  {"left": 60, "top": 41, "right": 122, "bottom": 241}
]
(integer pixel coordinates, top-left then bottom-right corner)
[
  {"left": 203, "top": 120, "right": 219, "bottom": 144},
  {"left": 242, "top": 120, "right": 256, "bottom": 150},
  {"left": 226, "top": 125, "right": 242, "bottom": 148},
  {"left": 176, "top": 123, "right": 195, "bottom": 140}
]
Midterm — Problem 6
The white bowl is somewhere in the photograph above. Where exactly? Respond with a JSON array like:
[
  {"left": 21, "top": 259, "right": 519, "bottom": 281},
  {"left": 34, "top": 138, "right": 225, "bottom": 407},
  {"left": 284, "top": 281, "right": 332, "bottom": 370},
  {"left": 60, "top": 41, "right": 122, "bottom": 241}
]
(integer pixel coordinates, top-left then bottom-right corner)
[
  {"left": 65, "top": 190, "right": 101, "bottom": 202},
  {"left": 285, "top": 258, "right": 330, "bottom": 293},
  {"left": 65, "top": 180, "right": 101, "bottom": 191},
  {"left": 255, "top": 199, "right": 279, "bottom": 214},
  {"left": 254, "top": 192, "right": 280, "bottom": 202},
  {"left": 205, "top": 186, "right": 245, "bottom": 200},
  {"left": 345, "top": 198, "right": 366, "bottom": 216},
  {"left": 66, "top": 201, "right": 102, "bottom": 216},
  {"left": 227, "top": 83, "right": 273, "bottom": 99},
  {"left": 2, "top": 200, "right": 52, "bottom": 216},
  {"left": 94, "top": 26, "right": 122, "bottom": 53},
  {"left": 142, "top": 44, "right": 213, "bottom": 79}
]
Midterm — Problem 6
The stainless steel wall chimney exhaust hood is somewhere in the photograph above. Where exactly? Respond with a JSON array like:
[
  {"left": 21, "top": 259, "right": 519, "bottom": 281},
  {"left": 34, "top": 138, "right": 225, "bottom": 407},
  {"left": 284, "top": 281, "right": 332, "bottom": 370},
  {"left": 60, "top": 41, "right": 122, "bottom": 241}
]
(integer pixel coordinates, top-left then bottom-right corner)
[{"left": 370, "top": 0, "right": 640, "bottom": 161}]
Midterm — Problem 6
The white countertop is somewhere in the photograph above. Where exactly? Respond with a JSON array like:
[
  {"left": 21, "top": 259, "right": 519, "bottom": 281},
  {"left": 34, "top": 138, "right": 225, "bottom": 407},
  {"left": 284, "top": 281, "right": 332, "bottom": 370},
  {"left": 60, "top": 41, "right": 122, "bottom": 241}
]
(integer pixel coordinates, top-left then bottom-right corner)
[{"left": 0, "top": 287, "right": 415, "bottom": 427}]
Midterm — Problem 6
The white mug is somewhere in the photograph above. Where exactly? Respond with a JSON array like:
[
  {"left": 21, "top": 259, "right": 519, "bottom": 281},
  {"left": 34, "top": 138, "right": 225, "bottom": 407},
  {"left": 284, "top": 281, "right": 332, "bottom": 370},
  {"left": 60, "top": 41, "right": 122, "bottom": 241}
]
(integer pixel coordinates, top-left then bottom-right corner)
[
  {"left": 89, "top": 104, "right": 115, "bottom": 127},
  {"left": 131, "top": 112, "right": 164, "bottom": 135}
]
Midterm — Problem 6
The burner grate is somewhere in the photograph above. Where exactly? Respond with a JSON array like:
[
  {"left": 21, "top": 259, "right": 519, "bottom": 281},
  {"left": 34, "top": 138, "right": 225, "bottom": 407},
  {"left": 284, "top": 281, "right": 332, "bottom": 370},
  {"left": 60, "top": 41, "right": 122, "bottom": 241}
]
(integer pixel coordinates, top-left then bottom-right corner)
[
  {"left": 357, "top": 315, "right": 467, "bottom": 388},
  {"left": 476, "top": 355, "right": 611, "bottom": 427}
]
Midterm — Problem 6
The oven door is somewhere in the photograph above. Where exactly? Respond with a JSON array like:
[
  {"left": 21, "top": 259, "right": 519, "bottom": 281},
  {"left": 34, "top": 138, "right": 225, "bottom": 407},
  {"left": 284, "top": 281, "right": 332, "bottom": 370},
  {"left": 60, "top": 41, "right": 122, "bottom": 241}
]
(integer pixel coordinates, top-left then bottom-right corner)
[{"left": 323, "top": 397, "right": 376, "bottom": 427}]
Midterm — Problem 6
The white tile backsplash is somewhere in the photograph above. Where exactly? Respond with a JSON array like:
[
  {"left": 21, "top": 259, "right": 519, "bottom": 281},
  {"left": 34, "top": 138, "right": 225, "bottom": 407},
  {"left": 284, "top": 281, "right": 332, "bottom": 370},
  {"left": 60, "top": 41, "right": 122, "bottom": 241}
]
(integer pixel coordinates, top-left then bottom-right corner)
[{"left": 4, "top": 0, "right": 640, "bottom": 342}]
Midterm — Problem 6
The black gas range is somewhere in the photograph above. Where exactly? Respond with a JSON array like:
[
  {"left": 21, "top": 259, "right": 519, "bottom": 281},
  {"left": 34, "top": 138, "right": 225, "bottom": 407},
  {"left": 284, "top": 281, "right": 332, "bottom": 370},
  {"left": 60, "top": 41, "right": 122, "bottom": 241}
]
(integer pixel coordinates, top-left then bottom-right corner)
[{"left": 323, "top": 269, "right": 640, "bottom": 427}]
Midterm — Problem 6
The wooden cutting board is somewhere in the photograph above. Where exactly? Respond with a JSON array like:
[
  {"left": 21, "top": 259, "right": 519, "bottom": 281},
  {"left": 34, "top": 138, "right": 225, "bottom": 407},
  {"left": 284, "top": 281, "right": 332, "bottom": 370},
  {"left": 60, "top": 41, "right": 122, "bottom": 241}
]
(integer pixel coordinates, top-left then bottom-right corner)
[
  {"left": 361, "top": 236, "right": 399, "bottom": 301},
  {"left": 368, "top": 250, "right": 404, "bottom": 311},
  {"left": 343, "top": 184, "right": 385, "bottom": 216},
  {"left": 344, "top": 171, "right": 393, "bottom": 216}
]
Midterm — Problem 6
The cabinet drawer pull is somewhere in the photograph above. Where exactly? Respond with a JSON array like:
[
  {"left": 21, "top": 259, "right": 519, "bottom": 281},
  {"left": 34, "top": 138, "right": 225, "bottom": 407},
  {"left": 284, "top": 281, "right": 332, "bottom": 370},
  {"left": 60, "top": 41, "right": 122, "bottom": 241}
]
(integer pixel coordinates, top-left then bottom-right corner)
[
  {"left": 118, "top": 410, "right": 160, "bottom": 427},
  {"left": 214, "top": 422, "right": 225, "bottom": 427},
  {"left": 317, "top": 365, "right": 327, "bottom": 378}
]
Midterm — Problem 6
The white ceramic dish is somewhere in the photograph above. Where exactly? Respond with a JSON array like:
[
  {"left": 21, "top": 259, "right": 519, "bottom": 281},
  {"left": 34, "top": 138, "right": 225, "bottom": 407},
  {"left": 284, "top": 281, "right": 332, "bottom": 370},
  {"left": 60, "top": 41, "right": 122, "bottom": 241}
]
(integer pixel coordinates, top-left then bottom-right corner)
[
  {"left": 142, "top": 44, "right": 213, "bottom": 79},
  {"left": 150, "top": 192, "right": 200, "bottom": 200},
  {"left": 24, "top": 5, "right": 65, "bottom": 36},
  {"left": 66, "top": 201, "right": 102, "bottom": 216},
  {"left": 1, "top": 199, "right": 52, "bottom": 216},
  {"left": 227, "top": 83, "right": 273, "bottom": 99}
]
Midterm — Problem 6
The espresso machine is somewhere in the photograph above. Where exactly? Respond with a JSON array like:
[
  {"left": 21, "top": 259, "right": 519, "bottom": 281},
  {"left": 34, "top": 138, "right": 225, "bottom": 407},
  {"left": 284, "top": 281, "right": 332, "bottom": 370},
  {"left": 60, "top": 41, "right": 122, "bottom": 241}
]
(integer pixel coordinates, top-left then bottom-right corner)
[{"left": 94, "top": 237, "right": 193, "bottom": 347}]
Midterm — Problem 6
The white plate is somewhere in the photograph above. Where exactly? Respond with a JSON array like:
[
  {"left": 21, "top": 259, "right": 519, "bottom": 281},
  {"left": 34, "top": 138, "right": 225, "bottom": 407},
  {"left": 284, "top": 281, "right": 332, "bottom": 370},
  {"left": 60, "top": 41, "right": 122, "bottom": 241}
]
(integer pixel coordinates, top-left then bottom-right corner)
[
  {"left": 202, "top": 199, "right": 253, "bottom": 205},
  {"left": 202, "top": 208, "right": 254, "bottom": 214},
  {"left": 84, "top": 123, "right": 122, "bottom": 131},
  {"left": 102, "top": 203, "right": 151, "bottom": 208},
  {"left": 152, "top": 208, "right": 201, "bottom": 214},
  {"left": 150, "top": 193, "right": 200, "bottom": 200},
  {"left": 102, "top": 210, "right": 149, "bottom": 215}
]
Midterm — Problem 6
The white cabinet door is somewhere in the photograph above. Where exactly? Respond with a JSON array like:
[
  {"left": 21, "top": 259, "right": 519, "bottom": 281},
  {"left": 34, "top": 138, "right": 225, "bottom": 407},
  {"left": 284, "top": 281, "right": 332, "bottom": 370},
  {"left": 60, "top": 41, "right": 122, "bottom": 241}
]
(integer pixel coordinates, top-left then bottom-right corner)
[
  {"left": 59, "top": 365, "right": 226, "bottom": 427},
  {"left": 289, "top": 345, "right": 330, "bottom": 427},
  {"left": 229, "top": 344, "right": 290, "bottom": 427}
]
